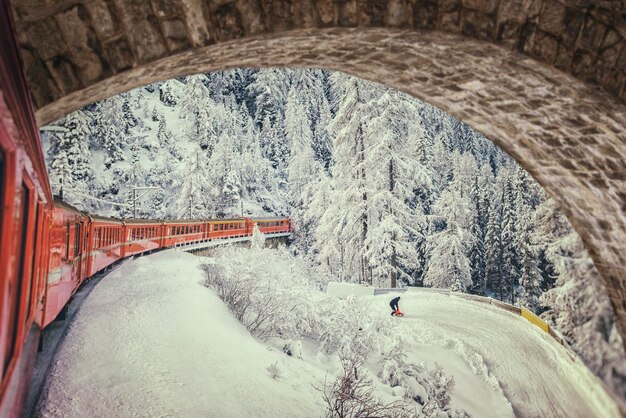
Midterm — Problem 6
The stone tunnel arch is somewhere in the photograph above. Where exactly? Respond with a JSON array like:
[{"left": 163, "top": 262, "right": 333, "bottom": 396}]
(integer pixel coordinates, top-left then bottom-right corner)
[{"left": 10, "top": 3, "right": 626, "bottom": 350}]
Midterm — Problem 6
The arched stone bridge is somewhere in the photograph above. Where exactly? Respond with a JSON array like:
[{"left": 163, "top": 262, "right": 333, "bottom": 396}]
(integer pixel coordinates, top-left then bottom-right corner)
[{"left": 9, "top": 0, "right": 626, "bottom": 349}]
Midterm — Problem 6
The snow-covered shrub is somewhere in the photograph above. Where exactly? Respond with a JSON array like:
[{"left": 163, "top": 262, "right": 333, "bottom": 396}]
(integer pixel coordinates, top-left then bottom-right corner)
[
  {"left": 282, "top": 340, "right": 303, "bottom": 359},
  {"left": 380, "top": 339, "right": 467, "bottom": 418},
  {"left": 318, "top": 296, "right": 391, "bottom": 358},
  {"left": 318, "top": 351, "right": 416, "bottom": 418},
  {"left": 251, "top": 223, "right": 266, "bottom": 249},
  {"left": 204, "top": 247, "right": 323, "bottom": 341},
  {"left": 267, "top": 362, "right": 282, "bottom": 380}
]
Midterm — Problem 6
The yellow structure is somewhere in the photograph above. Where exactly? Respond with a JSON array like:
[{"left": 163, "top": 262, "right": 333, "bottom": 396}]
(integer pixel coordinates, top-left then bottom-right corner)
[{"left": 521, "top": 307, "right": 550, "bottom": 333}]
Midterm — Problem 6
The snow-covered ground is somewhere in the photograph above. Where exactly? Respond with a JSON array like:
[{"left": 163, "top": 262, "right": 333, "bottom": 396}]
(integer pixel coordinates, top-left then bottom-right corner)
[{"left": 37, "top": 250, "right": 620, "bottom": 418}]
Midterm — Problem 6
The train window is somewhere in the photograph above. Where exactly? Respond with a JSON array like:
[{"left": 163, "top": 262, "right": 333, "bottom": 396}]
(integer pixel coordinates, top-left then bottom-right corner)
[
  {"left": 74, "top": 224, "right": 80, "bottom": 256},
  {"left": 3, "top": 185, "right": 31, "bottom": 375},
  {"left": 26, "top": 205, "right": 42, "bottom": 323},
  {"left": 65, "top": 223, "right": 70, "bottom": 260}
]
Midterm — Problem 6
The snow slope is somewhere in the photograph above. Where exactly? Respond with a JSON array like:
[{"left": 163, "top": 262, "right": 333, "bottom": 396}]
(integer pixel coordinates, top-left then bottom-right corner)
[
  {"left": 37, "top": 251, "right": 620, "bottom": 418},
  {"left": 369, "top": 291, "right": 620, "bottom": 417}
]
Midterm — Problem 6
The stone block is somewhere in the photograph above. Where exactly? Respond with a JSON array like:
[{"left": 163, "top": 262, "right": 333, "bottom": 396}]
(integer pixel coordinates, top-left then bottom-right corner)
[
  {"left": 262, "top": 0, "right": 292, "bottom": 32},
  {"left": 414, "top": 0, "right": 438, "bottom": 29},
  {"left": 439, "top": 0, "right": 461, "bottom": 13},
  {"left": 601, "top": 69, "right": 626, "bottom": 96},
  {"left": 292, "top": 0, "right": 320, "bottom": 28},
  {"left": 27, "top": 17, "right": 67, "bottom": 60},
  {"left": 496, "top": 19, "right": 521, "bottom": 45},
  {"left": 151, "top": 0, "right": 183, "bottom": 18},
  {"left": 45, "top": 56, "right": 82, "bottom": 95},
  {"left": 161, "top": 19, "right": 191, "bottom": 52},
  {"left": 462, "top": 9, "right": 496, "bottom": 40},
  {"left": 462, "top": 0, "right": 499, "bottom": 13},
  {"left": 112, "top": 0, "right": 168, "bottom": 63},
  {"left": 562, "top": 7, "right": 584, "bottom": 48},
  {"left": 180, "top": 0, "right": 213, "bottom": 45},
  {"left": 315, "top": 0, "right": 335, "bottom": 25},
  {"left": 617, "top": 45, "right": 626, "bottom": 71},
  {"left": 56, "top": 5, "right": 106, "bottom": 83},
  {"left": 555, "top": 44, "right": 573, "bottom": 70},
  {"left": 211, "top": 3, "right": 244, "bottom": 40},
  {"left": 538, "top": 0, "right": 565, "bottom": 36},
  {"left": 598, "top": 38, "right": 623, "bottom": 69},
  {"left": 498, "top": 0, "right": 525, "bottom": 21},
  {"left": 85, "top": 0, "right": 120, "bottom": 41},
  {"left": 19, "top": 48, "right": 60, "bottom": 108},
  {"left": 529, "top": 30, "right": 559, "bottom": 63},
  {"left": 338, "top": 0, "right": 358, "bottom": 26},
  {"left": 385, "top": 0, "right": 411, "bottom": 28},
  {"left": 104, "top": 38, "right": 135, "bottom": 72},
  {"left": 577, "top": 17, "right": 608, "bottom": 51}
]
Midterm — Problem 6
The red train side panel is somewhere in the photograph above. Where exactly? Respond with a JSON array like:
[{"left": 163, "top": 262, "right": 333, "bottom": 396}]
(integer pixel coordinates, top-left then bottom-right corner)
[
  {"left": 42, "top": 201, "right": 88, "bottom": 328},
  {"left": 88, "top": 216, "right": 124, "bottom": 277},
  {"left": 124, "top": 220, "right": 163, "bottom": 256},
  {"left": 0, "top": 4, "right": 54, "bottom": 416}
]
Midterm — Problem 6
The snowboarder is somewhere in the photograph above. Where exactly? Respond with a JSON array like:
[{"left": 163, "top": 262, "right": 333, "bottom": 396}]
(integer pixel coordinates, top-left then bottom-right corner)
[{"left": 390, "top": 296, "right": 403, "bottom": 316}]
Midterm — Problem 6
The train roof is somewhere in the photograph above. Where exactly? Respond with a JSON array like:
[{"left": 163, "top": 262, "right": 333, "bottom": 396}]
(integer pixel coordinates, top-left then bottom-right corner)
[
  {"left": 121, "top": 218, "right": 164, "bottom": 225},
  {"left": 53, "top": 196, "right": 87, "bottom": 215},
  {"left": 89, "top": 215, "right": 124, "bottom": 224}
]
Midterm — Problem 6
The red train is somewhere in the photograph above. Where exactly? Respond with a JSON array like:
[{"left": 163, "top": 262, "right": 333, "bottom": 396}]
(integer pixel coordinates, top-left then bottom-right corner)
[
  {"left": 0, "top": 6, "right": 291, "bottom": 416},
  {"left": 43, "top": 201, "right": 291, "bottom": 328}
]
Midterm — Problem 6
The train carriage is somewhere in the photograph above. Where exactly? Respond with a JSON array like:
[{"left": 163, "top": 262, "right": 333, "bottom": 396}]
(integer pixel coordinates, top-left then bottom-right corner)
[
  {"left": 162, "top": 220, "right": 205, "bottom": 248},
  {"left": 88, "top": 215, "right": 124, "bottom": 277},
  {"left": 252, "top": 217, "right": 291, "bottom": 236},
  {"left": 43, "top": 201, "right": 89, "bottom": 327},
  {"left": 123, "top": 220, "right": 164, "bottom": 257},
  {"left": 207, "top": 218, "right": 248, "bottom": 241}
]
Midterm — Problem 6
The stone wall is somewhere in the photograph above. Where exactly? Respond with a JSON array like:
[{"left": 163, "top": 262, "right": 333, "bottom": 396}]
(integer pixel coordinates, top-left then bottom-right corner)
[
  {"left": 8, "top": 1, "right": 626, "bottom": 351},
  {"left": 11, "top": 0, "right": 626, "bottom": 109}
]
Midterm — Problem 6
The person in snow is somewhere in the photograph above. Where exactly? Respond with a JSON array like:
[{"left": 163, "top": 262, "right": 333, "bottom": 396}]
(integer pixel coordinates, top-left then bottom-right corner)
[{"left": 390, "top": 296, "right": 403, "bottom": 316}]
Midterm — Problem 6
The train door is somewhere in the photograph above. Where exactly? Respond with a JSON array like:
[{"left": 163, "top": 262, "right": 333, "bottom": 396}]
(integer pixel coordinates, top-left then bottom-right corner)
[
  {"left": 2, "top": 180, "right": 36, "bottom": 384},
  {"left": 71, "top": 222, "right": 81, "bottom": 286}
]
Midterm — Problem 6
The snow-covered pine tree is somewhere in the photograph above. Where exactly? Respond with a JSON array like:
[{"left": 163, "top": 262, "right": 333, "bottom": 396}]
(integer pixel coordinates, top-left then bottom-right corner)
[
  {"left": 177, "top": 148, "right": 210, "bottom": 219},
  {"left": 285, "top": 88, "right": 320, "bottom": 254},
  {"left": 468, "top": 176, "right": 486, "bottom": 295},
  {"left": 500, "top": 168, "right": 519, "bottom": 304},
  {"left": 47, "top": 111, "right": 93, "bottom": 203},
  {"left": 484, "top": 199, "right": 505, "bottom": 299},
  {"left": 248, "top": 68, "right": 289, "bottom": 127},
  {"left": 362, "top": 90, "right": 421, "bottom": 288},
  {"left": 423, "top": 224, "right": 471, "bottom": 292},
  {"left": 326, "top": 73, "right": 375, "bottom": 284},
  {"left": 94, "top": 97, "right": 127, "bottom": 168}
]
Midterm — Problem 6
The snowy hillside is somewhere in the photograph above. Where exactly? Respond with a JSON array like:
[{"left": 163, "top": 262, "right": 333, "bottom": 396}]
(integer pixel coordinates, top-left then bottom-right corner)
[
  {"left": 37, "top": 250, "right": 621, "bottom": 418},
  {"left": 42, "top": 69, "right": 625, "bottom": 399}
]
